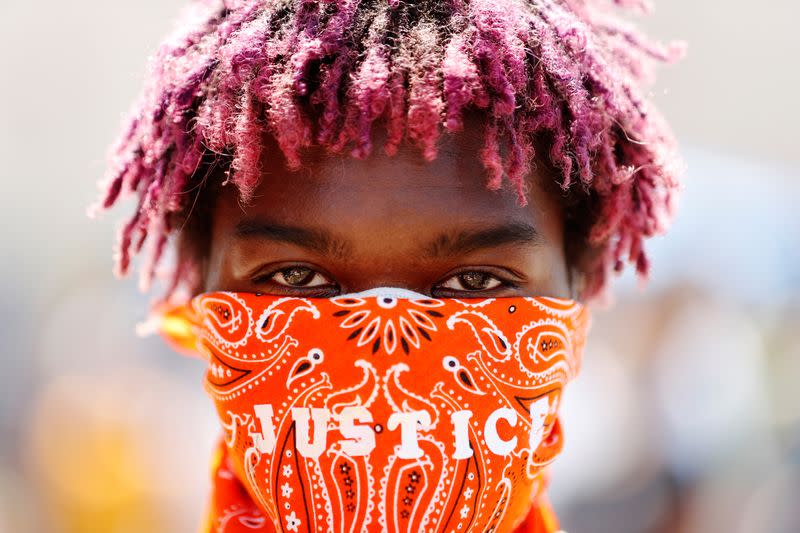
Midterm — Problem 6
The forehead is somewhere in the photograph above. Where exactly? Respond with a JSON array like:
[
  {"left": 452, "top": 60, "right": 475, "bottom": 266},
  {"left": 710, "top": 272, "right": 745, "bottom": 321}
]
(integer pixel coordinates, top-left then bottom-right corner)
[{"left": 211, "top": 120, "right": 565, "bottom": 247}]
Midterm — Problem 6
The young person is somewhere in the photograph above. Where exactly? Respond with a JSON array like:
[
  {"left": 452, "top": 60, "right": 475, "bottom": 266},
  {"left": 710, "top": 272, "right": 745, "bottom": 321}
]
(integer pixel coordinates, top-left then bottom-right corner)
[{"left": 89, "top": 1, "right": 684, "bottom": 531}]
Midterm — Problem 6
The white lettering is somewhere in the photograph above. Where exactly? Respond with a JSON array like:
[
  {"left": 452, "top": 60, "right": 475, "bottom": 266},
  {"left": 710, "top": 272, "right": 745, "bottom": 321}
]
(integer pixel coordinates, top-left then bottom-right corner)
[
  {"left": 246, "top": 405, "right": 558, "bottom": 459},
  {"left": 528, "top": 397, "right": 550, "bottom": 450},
  {"left": 292, "top": 407, "right": 331, "bottom": 458},
  {"left": 387, "top": 410, "right": 431, "bottom": 459},
  {"left": 484, "top": 407, "right": 517, "bottom": 455},
  {"left": 451, "top": 410, "right": 474, "bottom": 459},
  {"left": 339, "top": 406, "right": 376, "bottom": 456},
  {"left": 252, "top": 404, "right": 277, "bottom": 454}
]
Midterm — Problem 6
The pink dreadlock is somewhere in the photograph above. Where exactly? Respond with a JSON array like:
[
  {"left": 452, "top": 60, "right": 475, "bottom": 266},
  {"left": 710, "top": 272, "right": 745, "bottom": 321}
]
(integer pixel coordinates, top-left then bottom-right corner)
[{"left": 88, "top": 0, "right": 685, "bottom": 306}]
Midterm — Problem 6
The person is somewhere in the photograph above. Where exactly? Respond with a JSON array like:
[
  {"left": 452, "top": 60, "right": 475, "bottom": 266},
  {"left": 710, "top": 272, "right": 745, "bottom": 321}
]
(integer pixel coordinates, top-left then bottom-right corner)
[{"left": 88, "top": 1, "right": 685, "bottom": 531}]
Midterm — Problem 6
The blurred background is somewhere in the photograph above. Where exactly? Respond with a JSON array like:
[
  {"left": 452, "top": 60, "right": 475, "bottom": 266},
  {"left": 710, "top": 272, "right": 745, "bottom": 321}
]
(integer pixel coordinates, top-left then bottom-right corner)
[{"left": 0, "top": 1, "right": 797, "bottom": 532}]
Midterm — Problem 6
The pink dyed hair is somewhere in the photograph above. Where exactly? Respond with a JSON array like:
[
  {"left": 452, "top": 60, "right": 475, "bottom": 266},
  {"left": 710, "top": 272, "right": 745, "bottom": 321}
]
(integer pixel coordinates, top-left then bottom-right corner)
[{"left": 88, "top": 0, "right": 685, "bottom": 306}]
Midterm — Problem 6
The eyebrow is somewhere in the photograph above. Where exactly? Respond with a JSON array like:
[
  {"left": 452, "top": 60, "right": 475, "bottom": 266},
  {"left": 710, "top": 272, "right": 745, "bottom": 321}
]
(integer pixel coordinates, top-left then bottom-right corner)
[
  {"left": 234, "top": 219, "right": 540, "bottom": 259},
  {"left": 423, "top": 221, "right": 541, "bottom": 257},
  {"left": 235, "top": 219, "right": 350, "bottom": 259}
]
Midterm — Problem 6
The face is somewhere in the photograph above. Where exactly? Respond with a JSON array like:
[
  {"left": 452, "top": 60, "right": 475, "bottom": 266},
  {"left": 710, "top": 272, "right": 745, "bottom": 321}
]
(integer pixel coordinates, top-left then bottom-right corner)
[{"left": 203, "top": 119, "right": 575, "bottom": 300}]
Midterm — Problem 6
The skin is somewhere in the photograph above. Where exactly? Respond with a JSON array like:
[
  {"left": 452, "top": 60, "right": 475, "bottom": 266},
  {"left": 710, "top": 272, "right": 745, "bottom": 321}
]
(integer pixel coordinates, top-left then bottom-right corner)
[{"left": 201, "top": 117, "right": 583, "bottom": 300}]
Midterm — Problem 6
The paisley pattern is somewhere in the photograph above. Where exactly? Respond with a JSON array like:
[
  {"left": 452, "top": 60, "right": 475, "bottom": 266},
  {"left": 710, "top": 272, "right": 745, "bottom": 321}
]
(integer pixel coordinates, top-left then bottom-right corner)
[{"left": 160, "top": 291, "right": 590, "bottom": 533}]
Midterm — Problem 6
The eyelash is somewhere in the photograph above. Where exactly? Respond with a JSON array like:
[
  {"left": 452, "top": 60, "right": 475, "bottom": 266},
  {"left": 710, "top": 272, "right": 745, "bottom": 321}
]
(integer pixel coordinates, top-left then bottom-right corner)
[{"left": 251, "top": 265, "right": 518, "bottom": 295}]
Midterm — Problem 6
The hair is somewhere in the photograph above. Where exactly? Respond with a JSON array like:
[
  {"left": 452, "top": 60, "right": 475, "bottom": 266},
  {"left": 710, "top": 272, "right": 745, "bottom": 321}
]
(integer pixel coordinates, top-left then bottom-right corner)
[{"left": 88, "top": 0, "right": 685, "bottom": 307}]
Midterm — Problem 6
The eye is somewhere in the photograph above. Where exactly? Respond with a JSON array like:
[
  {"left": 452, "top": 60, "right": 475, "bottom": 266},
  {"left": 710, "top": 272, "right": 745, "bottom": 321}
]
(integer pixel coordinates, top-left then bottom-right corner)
[
  {"left": 439, "top": 271, "right": 504, "bottom": 292},
  {"left": 255, "top": 265, "right": 334, "bottom": 289}
]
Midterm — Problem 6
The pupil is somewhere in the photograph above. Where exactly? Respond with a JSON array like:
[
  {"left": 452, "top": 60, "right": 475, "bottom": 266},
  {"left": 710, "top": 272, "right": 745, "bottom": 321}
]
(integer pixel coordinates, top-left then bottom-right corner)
[
  {"left": 460, "top": 272, "right": 488, "bottom": 290},
  {"left": 283, "top": 267, "right": 312, "bottom": 285}
]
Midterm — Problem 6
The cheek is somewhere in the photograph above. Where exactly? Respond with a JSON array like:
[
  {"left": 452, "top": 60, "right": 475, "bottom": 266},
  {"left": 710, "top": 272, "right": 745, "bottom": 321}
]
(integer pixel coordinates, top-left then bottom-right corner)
[{"left": 531, "top": 244, "right": 571, "bottom": 297}]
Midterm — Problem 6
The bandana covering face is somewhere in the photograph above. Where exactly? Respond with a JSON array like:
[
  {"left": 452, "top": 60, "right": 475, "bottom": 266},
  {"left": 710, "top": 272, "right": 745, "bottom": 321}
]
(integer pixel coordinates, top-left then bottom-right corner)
[{"left": 157, "top": 287, "right": 591, "bottom": 533}]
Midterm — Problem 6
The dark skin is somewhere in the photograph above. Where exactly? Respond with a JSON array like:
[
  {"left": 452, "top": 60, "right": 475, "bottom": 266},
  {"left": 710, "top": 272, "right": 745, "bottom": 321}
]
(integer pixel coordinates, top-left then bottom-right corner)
[
  {"left": 181, "top": 119, "right": 592, "bottom": 533},
  {"left": 200, "top": 118, "right": 587, "bottom": 300}
]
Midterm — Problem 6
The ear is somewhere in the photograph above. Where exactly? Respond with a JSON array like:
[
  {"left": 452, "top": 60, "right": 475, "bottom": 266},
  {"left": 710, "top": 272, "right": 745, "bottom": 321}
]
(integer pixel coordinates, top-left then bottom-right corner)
[{"left": 138, "top": 300, "right": 204, "bottom": 359}]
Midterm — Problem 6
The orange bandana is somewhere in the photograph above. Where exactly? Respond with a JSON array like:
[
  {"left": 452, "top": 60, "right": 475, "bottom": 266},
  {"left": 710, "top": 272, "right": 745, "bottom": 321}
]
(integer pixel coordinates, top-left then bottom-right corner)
[{"left": 156, "top": 288, "right": 591, "bottom": 533}]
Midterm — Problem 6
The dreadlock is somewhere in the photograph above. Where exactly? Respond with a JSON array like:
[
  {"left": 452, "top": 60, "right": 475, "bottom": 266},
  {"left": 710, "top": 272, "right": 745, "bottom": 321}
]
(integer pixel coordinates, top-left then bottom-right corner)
[{"left": 88, "top": 0, "right": 685, "bottom": 306}]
